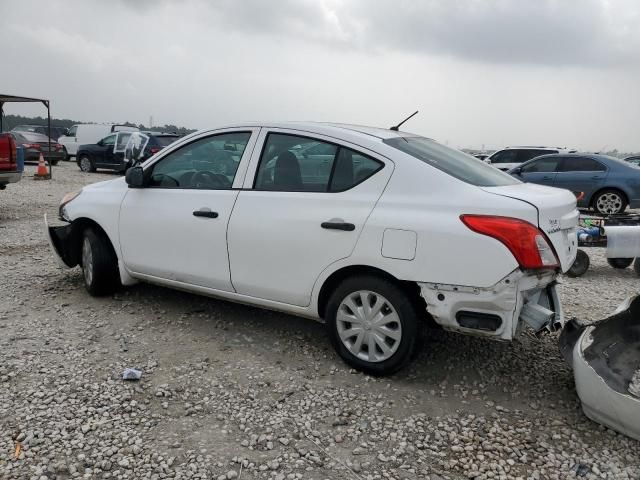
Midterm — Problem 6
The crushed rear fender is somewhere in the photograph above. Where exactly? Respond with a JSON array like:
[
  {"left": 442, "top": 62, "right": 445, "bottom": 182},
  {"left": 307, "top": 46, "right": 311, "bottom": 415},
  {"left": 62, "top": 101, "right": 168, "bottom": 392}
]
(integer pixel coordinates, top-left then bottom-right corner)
[{"left": 560, "top": 296, "right": 640, "bottom": 441}]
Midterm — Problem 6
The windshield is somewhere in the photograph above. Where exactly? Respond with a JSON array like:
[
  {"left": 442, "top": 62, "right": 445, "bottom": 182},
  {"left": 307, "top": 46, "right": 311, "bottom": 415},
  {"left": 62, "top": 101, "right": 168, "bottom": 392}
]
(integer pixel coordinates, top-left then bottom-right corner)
[{"left": 384, "top": 136, "right": 519, "bottom": 187}]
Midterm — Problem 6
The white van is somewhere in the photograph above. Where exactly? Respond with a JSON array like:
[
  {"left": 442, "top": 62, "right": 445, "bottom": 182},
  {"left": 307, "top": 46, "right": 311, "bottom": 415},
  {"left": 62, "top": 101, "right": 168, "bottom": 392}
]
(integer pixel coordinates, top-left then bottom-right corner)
[{"left": 58, "top": 124, "right": 139, "bottom": 159}]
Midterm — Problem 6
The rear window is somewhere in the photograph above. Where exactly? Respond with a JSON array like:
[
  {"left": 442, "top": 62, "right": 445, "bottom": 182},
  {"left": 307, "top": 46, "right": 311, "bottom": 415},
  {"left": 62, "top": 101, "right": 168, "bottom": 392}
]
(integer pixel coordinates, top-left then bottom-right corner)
[
  {"left": 384, "top": 136, "right": 519, "bottom": 187},
  {"left": 154, "top": 136, "right": 179, "bottom": 147}
]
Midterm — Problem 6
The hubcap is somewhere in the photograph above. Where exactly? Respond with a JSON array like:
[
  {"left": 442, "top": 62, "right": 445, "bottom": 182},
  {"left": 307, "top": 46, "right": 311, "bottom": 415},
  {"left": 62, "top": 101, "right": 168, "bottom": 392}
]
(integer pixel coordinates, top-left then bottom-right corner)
[
  {"left": 80, "top": 157, "right": 91, "bottom": 172},
  {"left": 82, "top": 237, "right": 93, "bottom": 286},
  {"left": 596, "top": 192, "right": 623, "bottom": 214},
  {"left": 336, "top": 290, "right": 402, "bottom": 363}
]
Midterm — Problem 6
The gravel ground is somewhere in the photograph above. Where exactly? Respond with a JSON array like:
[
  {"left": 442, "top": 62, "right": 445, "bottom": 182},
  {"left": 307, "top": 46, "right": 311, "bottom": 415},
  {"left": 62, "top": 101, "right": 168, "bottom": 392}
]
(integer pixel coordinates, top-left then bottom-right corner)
[{"left": 1, "top": 162, "right": 639, "bottom": 480}]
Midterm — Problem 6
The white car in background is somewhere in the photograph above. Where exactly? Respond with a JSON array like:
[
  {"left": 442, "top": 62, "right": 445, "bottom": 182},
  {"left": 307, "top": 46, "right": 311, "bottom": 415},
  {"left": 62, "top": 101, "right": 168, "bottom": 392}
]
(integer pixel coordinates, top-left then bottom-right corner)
[
  {"left": 46, "top": 122, "right": 578, "bottom": 375},
  {"left": 488, "top": 146, "right": 576, "bottom": 171},
  {"left": 58, "top": 124, "right": 139, "bottom": 159}
]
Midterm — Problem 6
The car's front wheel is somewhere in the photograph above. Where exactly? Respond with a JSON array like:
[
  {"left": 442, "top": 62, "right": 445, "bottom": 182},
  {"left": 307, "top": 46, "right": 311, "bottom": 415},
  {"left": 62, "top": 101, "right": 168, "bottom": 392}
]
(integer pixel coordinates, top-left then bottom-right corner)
[
  {"left": 81, "top": 228, "right": 120, "bottom": 296},
  {"left": 607, "top": 258, "right": 633, "bottom": 269},
  {"left": 593, "top": 189, "right": 627, "bottom": 215},
  {"left": 326, "top": 275, "right": 419, "bottom": 375},
  {"left": 78, "top": 155, "right": 95, "bottom": 172}
]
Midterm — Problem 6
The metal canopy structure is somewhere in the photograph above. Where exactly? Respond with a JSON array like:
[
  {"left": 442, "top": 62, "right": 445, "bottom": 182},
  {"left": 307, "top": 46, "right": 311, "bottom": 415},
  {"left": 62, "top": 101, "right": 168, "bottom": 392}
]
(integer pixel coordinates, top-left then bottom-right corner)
[{"left": 0, "top": 94, "right": 53, "bottom": 177}]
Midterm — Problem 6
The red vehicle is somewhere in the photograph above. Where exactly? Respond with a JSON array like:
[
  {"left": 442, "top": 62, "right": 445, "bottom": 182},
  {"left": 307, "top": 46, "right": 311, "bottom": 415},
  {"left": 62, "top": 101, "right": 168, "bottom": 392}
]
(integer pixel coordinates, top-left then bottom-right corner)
[{"left": 0, "top": 133, "right": 21, "bottom": 189}]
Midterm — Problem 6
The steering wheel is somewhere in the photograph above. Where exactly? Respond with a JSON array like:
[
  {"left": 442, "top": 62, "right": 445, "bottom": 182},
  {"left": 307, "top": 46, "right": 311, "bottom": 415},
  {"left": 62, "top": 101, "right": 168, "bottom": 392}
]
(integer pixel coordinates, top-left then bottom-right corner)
[{"left": 192, "top": 171, "right": 231, "bottom": 189}]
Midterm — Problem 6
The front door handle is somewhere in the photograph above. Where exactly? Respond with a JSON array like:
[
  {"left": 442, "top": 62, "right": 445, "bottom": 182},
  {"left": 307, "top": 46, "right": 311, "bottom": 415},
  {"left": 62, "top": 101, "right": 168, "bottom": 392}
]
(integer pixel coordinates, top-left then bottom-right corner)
[
  {"left": 321, "top": 221, "right": 355, "bottom": 231},
  {"left": 193, "top": 209, "right": 218, "bottom": 219}
]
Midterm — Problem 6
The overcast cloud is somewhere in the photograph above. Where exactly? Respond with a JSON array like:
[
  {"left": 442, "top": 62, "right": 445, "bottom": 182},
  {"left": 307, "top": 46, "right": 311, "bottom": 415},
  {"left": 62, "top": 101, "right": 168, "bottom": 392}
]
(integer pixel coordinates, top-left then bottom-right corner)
[{"left": 1, "top": 0, "right": 639, "bottom": 151}]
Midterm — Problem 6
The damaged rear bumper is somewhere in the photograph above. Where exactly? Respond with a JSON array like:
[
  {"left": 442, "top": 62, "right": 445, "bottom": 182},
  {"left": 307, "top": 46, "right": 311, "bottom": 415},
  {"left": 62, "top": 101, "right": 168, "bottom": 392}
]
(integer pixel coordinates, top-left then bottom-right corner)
[
  {"left": 44, "top": 214, "right": 80, "bottom": 268},
  {"left": 419, "top": 269, "right": 562, "bottom": 340},
  {"left": 559, "top": 297, "right": 640, "bottom": 442}
]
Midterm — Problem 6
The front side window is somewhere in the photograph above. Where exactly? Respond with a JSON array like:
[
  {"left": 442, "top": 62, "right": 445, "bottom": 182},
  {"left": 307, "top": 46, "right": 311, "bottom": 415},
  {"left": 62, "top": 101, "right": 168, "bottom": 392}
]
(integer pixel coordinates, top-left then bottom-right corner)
[
  {"left": 521, "top": 157, "right": 559, "bottom": 173},
  {"left": 559, "top": 157, "right": 606, "bottom": 172},
  {"left": 384, "top": 136, "right": 519, "bottom": 187},
  {"left": 148, "top": 131, "right": 251, "bottom": 189},
  {"left": 255, "top": 133, "right": 383, "bottom": 192},
  {"left": 102, "top": 134, "right": 117, "bottom": 147},
  {"left": 68, "top": 126, "right": 78, "bottom": 137},
  {"left": 490, "top": 150, "right": 518, "bottom": 164}
]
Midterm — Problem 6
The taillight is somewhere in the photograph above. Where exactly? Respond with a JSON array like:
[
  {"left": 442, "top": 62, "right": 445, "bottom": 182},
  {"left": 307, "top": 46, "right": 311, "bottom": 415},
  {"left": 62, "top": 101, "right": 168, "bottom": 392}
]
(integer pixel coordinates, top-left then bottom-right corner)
[
  {"left": 23, "top": 143, "right": 41, "bottom": 149},
  {"left": 149, "top": 147, "right": 161, "bottom": 155},
  {"left": 460, "top": 215, "right": 559, "bottom": 269}
]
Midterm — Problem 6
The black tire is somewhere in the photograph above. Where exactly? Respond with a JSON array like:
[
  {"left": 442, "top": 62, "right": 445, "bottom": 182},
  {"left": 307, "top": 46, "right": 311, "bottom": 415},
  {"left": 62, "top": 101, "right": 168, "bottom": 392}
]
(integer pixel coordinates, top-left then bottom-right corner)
[
  {"left": 607, "top": 258, "right": 633, "bottom": 269},
  {"left": 592, "top": 189, "right": 627, "bottom": 215},
  {"left": 81, "top": 228, "right": 121, "bottom": 296},
  {"left": 62, "top": 147, "right": 70, "bottom": 161},
  {"left": 566, "top": 249, "right": 590, "bottom": 277},
  {"left": 78, "top": 155, "right": 95, "bottom": 172},
  {"left": 50, "top": 159, "right": 59, "bottom": 166},
  {"left": 326, "top": 275, "right": 419, "bottom": 376}
]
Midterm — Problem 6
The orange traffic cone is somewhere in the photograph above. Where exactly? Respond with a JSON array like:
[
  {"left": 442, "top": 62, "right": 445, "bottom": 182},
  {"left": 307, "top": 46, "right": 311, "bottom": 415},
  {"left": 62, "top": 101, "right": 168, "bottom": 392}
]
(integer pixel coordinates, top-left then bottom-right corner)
[{"left": 34, "top": 153, "right": 50, "bottom": 180}]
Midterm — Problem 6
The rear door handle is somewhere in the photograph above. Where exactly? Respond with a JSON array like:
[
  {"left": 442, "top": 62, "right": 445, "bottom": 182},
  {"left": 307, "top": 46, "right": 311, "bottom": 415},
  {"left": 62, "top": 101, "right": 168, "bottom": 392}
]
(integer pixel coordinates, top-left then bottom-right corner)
[
  {"left": 321, "top": 221, "right": 355, "bottom": 231},
  {"left": 193, "top": 209, "right": 218, "bottom": 219}
]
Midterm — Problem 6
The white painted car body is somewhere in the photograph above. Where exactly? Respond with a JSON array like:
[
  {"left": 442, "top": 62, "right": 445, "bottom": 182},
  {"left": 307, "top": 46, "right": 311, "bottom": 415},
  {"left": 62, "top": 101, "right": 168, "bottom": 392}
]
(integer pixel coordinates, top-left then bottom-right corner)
[
  {"left": 58, "top": 124, "right": 139, "bottom": 156},
  {"left": 488, "top": 146, "right": 576, "bottom": 172},
  {"left": 47, "top": 122, "right": 578, "bottom": 344}
]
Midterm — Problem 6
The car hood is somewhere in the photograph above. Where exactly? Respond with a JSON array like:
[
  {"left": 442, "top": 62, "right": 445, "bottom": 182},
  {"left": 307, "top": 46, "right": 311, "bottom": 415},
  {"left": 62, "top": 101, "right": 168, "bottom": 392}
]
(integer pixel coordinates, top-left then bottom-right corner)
[
  {"left": 481, "top": 183, "right": 579, "bottom": 272},
  {"left": 83, "top": 177, "right": 127, "bottom": 192}
]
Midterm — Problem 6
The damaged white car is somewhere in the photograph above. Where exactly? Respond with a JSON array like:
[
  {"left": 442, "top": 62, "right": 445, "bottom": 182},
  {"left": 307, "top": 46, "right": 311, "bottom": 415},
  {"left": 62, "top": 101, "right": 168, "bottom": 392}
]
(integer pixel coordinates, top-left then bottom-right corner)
[
  {"left": 560, "top": 296, "right": 640, "bottom": 441},
  {"left": 46, "top": 122, "right": 578, "bottom": 375}
]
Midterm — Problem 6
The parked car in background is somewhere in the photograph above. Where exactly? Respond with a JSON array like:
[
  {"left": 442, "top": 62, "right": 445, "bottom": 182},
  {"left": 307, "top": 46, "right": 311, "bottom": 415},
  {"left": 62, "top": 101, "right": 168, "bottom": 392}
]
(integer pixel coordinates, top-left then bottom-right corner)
[
  {"left": 58, "top": 124, "right": 139, "bottom": 160},
  {"left": 473, "top": 153, "right": 489, "bottom": 161},
  {"left": 509, "top": 153, "right": 640, "bottom": 214},
  {"left": 47, "top": 122, "right": 578, "bottom": 375},
  {"left": 624, "top": 155, "right": 640, "bottom": 167},
  {"left": 0, "top": 133, "right": 21, "bottom": 189},
  {"left": 10, "top": 131, "right": 65, "bottom": 165},
  {"left": 488, "top": 146, "right": 576, "bottom": 171},
  {"left": 76, "top": 131, "right": 180, "bottom": 173},
  {"left": 11, "top": 124, "right": 68, "bottom": 141}
]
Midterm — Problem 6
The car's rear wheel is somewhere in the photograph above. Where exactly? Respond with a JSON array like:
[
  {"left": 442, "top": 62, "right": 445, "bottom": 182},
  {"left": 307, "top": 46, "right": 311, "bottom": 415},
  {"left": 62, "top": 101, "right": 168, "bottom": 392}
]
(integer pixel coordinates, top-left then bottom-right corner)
[
  {"left": 78, "top": 155, "right": 95, "bottom": 172},
  {"left": 326, "top": 275, "right": 419, "bottom": 375},
  {"left": 62, "top": 147, "right": 69, "bottom": 161},
  {"left": 50, "top": 158, "right": 59, "bottom": 166},
  {"left": 593, "top": 189, "right": 627, "bottom": 215},
  {"left": 566, "top": 249, "right": 590, "bottom": 277},
  {"left": 607, "top": 258, "right": 633, "bottom": 269},
  {"left": 81, "top": 228, "right": 120, "bottom": 296}
]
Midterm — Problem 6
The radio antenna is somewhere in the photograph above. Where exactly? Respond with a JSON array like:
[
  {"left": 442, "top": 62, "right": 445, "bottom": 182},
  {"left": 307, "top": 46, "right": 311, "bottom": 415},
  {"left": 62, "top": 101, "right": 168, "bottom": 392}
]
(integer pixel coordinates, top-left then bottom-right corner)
[{"left": 390, "top": 110, "right": 419, "bottom": 131}]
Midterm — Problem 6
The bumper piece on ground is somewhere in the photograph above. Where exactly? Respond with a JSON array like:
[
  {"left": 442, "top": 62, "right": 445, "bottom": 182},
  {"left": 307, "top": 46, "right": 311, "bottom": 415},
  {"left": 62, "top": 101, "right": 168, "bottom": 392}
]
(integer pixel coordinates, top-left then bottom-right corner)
[
  {"left": 44, "top": 214, "right": 80, "bottom": 268},
  {"left": 559, "top": 296, "right": 640, "bottom": 442}
]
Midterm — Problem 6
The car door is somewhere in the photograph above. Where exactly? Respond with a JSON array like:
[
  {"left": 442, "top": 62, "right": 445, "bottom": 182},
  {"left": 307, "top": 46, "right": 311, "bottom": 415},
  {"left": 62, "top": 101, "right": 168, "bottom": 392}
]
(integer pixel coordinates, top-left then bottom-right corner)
[
  {"left": 554, "top": 156, "right": 607, "bottom": 199},
  {"left": 515, "top": 156, "right": 560, "bottom": 186},
  {"left": 118, "top": 128, "right": 259, "bottom": 291},
  {"left": 92, "top": 134, "right": 116, "bottom": 167},
  {"left": 227, "top": 129, "right": 393, "bottom": 307}
]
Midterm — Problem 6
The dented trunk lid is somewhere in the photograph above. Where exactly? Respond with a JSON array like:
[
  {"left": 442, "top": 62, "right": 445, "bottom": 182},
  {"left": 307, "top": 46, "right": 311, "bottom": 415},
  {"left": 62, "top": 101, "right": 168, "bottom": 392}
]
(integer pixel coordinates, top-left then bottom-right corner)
[{"left": 481, "top": 183, "right": 579, "bottom": 272}]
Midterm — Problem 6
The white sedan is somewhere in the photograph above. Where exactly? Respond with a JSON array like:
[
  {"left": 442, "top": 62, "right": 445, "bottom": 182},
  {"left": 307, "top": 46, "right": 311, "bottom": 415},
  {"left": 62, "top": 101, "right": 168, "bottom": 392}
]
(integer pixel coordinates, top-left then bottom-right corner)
[{"left": 47, "top": 122, "right": 578, "bottom": 375}]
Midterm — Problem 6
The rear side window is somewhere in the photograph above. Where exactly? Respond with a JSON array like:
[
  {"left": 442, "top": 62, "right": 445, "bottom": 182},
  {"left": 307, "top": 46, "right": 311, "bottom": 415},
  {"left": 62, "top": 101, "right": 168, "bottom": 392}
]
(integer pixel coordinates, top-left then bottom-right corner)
[
  {"left": 154, "top": 136, "right": 179, "bottom": 147},
  {"left": 255, "top": 133, "right": 383, "bottom": 192},
  {"left": 384, "top": 137, "right": 519, "bottom": 187},
  {"left": 559, "top": 157, "right": 606, "bottom": 172}
]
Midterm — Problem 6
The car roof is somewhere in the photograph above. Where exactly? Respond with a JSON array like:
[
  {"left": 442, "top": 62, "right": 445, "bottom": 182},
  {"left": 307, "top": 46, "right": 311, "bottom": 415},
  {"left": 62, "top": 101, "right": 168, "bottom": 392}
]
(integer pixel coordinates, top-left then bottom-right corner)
[
  {"left": 202, "top": 121, "right": 425, "bottom": 142},
  {"left": 524, "top": 152, "right": 632, "bottom": 166}
]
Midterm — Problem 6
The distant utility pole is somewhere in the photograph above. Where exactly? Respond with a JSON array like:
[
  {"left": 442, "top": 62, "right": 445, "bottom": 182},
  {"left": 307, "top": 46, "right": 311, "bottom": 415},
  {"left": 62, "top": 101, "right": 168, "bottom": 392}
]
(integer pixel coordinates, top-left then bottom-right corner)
[{"left": 149, "top": 116, "right": 153, "bottom": 128}]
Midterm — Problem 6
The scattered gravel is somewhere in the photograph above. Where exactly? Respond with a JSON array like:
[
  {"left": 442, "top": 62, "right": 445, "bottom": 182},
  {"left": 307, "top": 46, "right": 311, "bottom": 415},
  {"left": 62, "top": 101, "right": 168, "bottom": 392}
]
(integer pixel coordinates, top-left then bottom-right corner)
[{"left": 1, "top": 163, "right": 639, "bottom": 479}]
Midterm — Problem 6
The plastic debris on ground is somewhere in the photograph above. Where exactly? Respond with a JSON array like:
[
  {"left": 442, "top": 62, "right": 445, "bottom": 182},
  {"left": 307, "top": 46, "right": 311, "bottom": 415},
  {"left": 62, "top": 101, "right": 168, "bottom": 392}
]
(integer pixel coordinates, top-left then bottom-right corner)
[{"left": 122, "top": 368, "right": 142, "bottom": 381}]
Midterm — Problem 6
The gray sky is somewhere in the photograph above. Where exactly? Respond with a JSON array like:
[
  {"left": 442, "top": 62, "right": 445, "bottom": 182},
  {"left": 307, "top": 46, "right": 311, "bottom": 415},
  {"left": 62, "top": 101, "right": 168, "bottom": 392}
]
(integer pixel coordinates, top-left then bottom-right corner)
[{"left": 1, "top": 0, "right": 639, "bottom": 151}]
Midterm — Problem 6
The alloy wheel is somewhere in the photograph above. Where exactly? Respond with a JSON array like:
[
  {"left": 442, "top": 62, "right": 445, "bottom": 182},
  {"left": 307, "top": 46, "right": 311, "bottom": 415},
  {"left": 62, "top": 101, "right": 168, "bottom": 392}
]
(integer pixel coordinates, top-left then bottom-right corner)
[
  {"left": 80, "top": 157, "right": 92, "bottom": 172},
  {"left": 336, "top": 290, "right": 402, "bottom": 363},
  {"left": 596, "top": 192, "right": 623, "bottom": 214},
  {"left": 82, "top": 236, "right": 93, "bottom": 286}
]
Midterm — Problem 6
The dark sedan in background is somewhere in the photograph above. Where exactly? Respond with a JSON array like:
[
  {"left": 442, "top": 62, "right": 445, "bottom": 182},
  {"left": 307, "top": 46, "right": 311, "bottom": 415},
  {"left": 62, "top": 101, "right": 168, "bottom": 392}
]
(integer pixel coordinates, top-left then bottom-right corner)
[
  {"left": 77, "top": 131, "right": 180, "bottom": 172},
  {"left": 509, "top": 153, "right": 640, "bottom": 214},
  {"left": 12, "top": 124, "right": 69, "bottom": 141},
  {"left": 10, "top": 131, "right": 66, "bottom": 165}
]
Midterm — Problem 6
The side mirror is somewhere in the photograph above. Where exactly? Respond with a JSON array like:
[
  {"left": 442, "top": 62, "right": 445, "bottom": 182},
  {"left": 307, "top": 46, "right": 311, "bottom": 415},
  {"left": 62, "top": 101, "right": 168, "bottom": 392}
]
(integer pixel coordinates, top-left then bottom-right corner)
[
  {"left": 513, "top": 167, "right": 522, "bottom": 175},
  {"left": 125, "top": 166, "right": 145, "bottom": 188}
]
